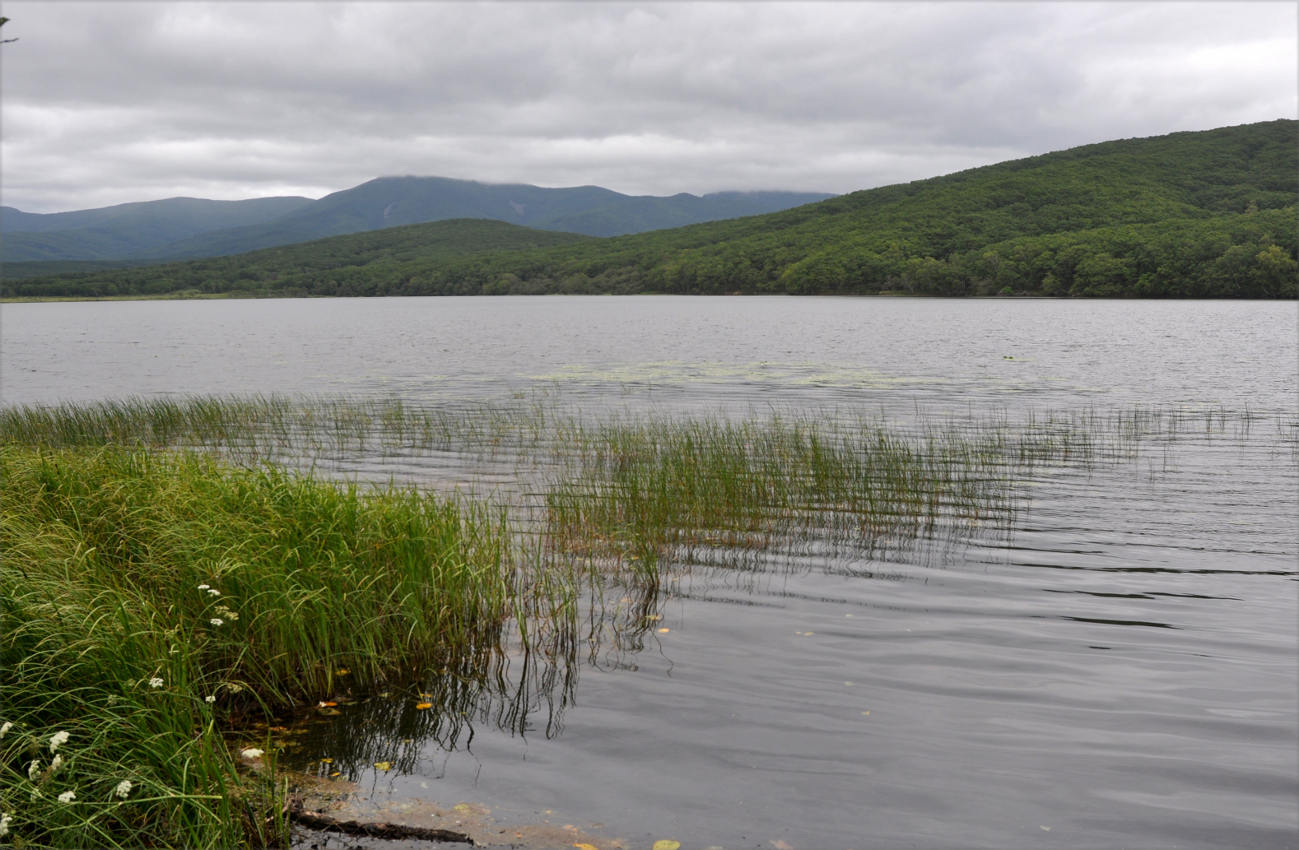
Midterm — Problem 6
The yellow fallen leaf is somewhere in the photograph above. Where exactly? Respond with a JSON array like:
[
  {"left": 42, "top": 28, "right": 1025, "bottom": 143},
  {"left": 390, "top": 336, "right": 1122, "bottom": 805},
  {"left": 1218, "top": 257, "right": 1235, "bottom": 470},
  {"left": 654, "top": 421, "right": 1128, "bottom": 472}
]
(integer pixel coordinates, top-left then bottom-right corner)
[
  {"left": 573, "top": 844, "right": 599, "bottom": 850},
  {"left": 329, "top": 771, "right": 341, "bottom": 778},
  {"left": 335, "top": 668, "right": 350, "bottom": 675},
  {"left": 373, "top": 761, "right": 392, "bottom": 771},
  {"left": 657, "top": 627, "right": 670, "bottom": 633},
  {"left": 415, "top": 702, "right": 433, "bottom": 710},
  {"left": 319, "top": 757, "right": 333, "bottom": 764},
  {"left": 653, "top": 841, "right": 681, "bottom": 850}
]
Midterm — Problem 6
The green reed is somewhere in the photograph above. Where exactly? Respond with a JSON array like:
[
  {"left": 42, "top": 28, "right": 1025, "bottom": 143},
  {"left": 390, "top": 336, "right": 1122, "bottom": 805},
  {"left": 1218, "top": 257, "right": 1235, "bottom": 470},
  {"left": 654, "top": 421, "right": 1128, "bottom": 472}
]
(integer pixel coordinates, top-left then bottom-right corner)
[
  {"left": 542, "top": 413, "right": 1034, "bottom": 578},
  {"left": 0, "top": 444, "right": 532, "bottom": 849}
]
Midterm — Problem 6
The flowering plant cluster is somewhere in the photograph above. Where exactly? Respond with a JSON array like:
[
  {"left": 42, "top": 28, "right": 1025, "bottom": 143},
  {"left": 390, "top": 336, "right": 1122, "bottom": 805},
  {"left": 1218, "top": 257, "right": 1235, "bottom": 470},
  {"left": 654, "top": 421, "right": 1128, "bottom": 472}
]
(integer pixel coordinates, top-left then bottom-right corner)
[{"left": 0, "top": 721, "right": 138, "bottom": 842}]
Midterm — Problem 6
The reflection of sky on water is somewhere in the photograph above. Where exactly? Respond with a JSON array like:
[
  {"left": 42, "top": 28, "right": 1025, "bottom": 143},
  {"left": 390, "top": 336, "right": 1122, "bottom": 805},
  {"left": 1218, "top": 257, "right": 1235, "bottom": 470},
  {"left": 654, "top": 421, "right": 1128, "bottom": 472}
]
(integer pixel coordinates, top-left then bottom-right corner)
[{"left": 3, "top": 297, "right": 1294, "bottom": 415}]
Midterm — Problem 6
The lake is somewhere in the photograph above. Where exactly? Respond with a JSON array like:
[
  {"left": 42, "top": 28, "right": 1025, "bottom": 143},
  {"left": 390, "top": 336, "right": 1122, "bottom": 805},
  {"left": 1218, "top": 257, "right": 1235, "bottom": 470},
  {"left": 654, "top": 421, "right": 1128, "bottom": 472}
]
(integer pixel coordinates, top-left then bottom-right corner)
[{"left": 3, "top": 296, "right": 1296, "bottom": 849}]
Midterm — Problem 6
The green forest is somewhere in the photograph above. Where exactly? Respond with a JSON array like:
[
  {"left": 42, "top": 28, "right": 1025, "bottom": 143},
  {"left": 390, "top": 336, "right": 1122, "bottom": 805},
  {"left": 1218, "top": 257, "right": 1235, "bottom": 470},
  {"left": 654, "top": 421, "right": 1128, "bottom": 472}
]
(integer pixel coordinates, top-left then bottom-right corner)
[{"left": 6, "top": 119, "right": 1295, "bottom": 300}]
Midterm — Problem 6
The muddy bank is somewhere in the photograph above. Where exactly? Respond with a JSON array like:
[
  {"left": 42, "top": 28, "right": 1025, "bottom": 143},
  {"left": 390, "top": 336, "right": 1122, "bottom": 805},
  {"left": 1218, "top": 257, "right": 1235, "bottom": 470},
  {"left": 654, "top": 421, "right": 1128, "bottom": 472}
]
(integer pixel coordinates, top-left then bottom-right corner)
[{"left": 287, "top": 774, "right": 628, "bottom": 850}]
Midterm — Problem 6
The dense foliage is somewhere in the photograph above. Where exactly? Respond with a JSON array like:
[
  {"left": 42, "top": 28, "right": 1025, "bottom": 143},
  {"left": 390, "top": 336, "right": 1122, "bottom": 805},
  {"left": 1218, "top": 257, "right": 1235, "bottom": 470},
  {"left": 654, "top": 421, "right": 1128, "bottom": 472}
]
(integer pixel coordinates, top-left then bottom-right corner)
[{"left": 7, "top": 120, "right": 1295, "bottom": 299}]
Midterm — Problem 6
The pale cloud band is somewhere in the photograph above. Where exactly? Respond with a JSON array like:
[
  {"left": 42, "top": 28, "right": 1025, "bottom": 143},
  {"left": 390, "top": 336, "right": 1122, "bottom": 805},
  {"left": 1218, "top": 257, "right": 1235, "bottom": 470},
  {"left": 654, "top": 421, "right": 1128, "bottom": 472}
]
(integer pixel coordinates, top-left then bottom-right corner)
[{"left": 1, "top": 1, "right": 1293, "bottom": 213}]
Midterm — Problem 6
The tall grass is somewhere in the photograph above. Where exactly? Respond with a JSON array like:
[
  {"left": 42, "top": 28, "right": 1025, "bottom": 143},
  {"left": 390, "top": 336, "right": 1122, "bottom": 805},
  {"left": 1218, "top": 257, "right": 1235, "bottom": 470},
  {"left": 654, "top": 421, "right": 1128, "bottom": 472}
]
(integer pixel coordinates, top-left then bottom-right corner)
[
  {"left": 0, "top": 444, "right": 527, "bottom": 848},
  {"left": 542, "top": 414, "right": 1033, "bottom": 579}
]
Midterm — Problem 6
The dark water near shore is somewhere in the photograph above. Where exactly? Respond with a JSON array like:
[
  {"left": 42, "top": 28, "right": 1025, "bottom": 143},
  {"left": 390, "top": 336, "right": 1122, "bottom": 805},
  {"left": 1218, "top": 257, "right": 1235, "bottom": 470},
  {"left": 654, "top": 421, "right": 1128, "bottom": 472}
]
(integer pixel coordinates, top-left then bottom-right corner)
[{"left": 4, "top": 296, "right": 1297, "bottom": 849}]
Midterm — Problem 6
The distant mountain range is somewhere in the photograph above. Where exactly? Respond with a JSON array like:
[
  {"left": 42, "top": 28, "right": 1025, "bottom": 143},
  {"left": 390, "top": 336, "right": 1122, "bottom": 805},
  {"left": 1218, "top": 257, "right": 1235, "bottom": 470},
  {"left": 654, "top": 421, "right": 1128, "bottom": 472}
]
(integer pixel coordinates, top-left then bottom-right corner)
[
  {"left": 8, "top": 120, "right": 1294, "bottom": 300},
  {"left": 0, "top": 177, "right": 833, "bottom": 264}
]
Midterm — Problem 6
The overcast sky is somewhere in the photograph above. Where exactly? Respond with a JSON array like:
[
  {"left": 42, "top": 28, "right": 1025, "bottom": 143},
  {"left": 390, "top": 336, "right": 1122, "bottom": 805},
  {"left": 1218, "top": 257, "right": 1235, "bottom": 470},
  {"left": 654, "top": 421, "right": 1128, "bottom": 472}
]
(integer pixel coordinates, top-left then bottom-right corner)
[{"left": 1, "top": 1, "right": 1294, "bottom": 214}]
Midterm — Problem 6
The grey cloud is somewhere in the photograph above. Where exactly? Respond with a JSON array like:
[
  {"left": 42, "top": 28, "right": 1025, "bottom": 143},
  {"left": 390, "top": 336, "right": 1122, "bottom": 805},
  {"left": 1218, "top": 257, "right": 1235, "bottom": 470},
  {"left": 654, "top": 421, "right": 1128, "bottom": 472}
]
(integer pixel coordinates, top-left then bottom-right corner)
[{"left": 1, "top": 1, "right": 1293, "bottom": 213}]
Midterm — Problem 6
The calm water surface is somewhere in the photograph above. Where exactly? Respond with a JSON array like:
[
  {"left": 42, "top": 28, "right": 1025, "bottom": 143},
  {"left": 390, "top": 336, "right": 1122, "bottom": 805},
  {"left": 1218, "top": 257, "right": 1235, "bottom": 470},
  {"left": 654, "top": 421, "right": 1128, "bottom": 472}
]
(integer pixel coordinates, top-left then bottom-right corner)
[{"left": 3, "top": 296, "right": 1296, "bottom": 849}]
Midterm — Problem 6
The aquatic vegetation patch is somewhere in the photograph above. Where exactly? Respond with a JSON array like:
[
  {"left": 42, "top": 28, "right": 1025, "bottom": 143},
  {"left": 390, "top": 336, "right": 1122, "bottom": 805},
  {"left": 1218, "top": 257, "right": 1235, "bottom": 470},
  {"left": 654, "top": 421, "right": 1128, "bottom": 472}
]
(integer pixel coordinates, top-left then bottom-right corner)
[{"left": 543, "top": 413, "right": 1054, "bottom": 580}]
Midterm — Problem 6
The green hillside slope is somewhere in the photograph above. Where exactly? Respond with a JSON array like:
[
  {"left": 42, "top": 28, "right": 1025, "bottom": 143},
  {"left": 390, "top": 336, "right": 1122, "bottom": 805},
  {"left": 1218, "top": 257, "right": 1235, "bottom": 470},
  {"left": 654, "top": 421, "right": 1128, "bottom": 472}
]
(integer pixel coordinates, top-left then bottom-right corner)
[
  {"left": 8, "top": 120, "right": 1295, "bottom": 299},
  {"left": 3, "top": 219, "right": 592, "bottom": 296}
]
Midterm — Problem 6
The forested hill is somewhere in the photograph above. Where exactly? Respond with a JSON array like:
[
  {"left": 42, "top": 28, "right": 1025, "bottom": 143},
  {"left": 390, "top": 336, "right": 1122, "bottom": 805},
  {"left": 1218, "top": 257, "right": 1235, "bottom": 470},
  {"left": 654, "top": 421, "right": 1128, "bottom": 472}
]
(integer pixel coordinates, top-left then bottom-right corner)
[{"left": 7, "top": 119, "right": 1295, "bottom": 300}]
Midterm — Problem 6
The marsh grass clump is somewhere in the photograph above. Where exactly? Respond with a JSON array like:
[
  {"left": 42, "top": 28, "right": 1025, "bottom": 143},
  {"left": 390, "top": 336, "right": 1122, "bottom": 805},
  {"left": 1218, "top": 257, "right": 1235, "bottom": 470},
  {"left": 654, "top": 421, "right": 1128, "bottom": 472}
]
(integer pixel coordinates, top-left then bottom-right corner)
[
  {"left": 0, "top": 444, "right": 528, "bottom": 849},
  {"left": 0, "top": 395, "right": 575, "bottom": 477},
  {"left": 542, "top": 414, "right": 1034, "bottom": 579}
]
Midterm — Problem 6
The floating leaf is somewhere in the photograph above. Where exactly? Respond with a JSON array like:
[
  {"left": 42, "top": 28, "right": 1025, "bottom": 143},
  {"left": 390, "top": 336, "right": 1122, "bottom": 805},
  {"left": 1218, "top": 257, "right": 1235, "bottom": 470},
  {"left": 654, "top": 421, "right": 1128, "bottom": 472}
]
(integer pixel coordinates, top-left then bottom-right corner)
[
  {"left": 657, "top": 627, "right": 670, "bottom": 633},
  {"left": 329, "top": 771, "right": 341, "bottom": 778},
  {"left": 373, "top": 761, "right": 392, "bottom": 771},
  {"left": 415, "top": 702, "right": 433, "bottom": 710},
  {"left": 573, "top": 844, "right": 599, "bottom": 850},
  {"left": 319, "top": 757, "right": 333, "bottom": 764},
  {"left": 653, "top": 841, "right": 681, "bottom": 850}
]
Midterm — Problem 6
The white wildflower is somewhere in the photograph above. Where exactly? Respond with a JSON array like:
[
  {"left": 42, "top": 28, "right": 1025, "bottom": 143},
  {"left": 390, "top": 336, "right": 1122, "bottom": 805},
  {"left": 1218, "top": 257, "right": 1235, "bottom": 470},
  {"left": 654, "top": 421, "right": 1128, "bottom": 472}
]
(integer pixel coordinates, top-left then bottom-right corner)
[
  {"left": 240, "top": 748, "right": 264, "bottom": 759},
  {"left": 49, "top": 730, "right": 69, "bottom": 752},
  {"left": 197, "top": 584, "right": 210, "bottom": 590},
  {"left": 114, "top": 779, "right": 133, "bottom": 799},
  {"left": 148, "top": 677, "right": 164, "bottom": 689},
  {"left": 49, "top": 754, "right": 63, "bottom": 774},
  {"left": 207, "top": 588, "right": 221, "bottom": 597},
  {"left": 209, "top": 618, "right": 224, "bottom": 627},
  {"left": 225, "top": 683, "right": 244, "bottom": 693},
  {"left": 27, "top": 760, "right": 40, "bottom": 781},
  {"left": 1, "top": 720, "right": 13, "bottom": 737},
  {"left": 205, "top": 695, "right": 216, "bottom": 704},
  {"left": 57, "top": 790, "right": 76, "bottom": 804},
  {"left": 0, "top": 811, "right": 10, "bottom": 838}
]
